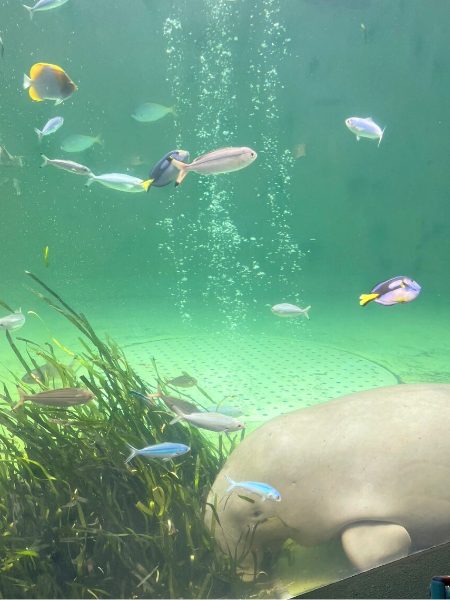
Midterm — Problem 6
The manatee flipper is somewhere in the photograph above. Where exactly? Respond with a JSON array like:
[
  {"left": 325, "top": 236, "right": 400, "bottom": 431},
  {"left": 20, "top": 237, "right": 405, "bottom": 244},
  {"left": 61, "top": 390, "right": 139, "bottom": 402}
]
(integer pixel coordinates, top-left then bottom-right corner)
[{"left": 341, "top": 522, "right": 411, "bottom": 571}]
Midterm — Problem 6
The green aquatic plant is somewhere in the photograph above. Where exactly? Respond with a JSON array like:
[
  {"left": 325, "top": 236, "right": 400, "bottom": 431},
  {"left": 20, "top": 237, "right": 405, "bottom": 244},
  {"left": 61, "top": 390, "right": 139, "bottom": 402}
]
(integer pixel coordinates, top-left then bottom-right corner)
[{"left": 0, "top": 272, "right": 245, "bottom": 598}]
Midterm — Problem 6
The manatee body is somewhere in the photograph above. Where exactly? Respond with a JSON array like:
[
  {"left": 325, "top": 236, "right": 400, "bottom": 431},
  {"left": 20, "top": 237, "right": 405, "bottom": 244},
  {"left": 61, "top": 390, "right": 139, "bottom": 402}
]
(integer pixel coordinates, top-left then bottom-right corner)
[{"left": 206, "top": 384, "right": 450, "bottom": 578}]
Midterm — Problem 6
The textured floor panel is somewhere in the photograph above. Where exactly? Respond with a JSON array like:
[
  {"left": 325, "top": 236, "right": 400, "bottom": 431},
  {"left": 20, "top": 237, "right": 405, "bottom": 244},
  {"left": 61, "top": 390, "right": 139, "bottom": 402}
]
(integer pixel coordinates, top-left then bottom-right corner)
[{"left": 123, "top": 334, "right": 399, "bottom": 421}]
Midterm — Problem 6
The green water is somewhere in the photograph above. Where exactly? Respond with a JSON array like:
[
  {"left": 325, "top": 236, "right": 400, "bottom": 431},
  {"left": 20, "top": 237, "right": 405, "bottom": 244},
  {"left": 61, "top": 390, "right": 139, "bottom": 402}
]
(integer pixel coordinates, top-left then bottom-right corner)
[{"left": 1, "top": 0, "right": 450, "bottom": 597}]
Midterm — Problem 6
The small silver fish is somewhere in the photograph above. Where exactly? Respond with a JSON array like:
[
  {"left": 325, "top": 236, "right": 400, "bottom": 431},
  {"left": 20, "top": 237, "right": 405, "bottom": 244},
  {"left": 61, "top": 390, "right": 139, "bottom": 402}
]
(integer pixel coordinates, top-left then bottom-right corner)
[
  {"left": 15, "top": 386, "right": 94, "bottom": 409},
  {"left": 169, "top": 146, "right": 257, "bottom": 186},
  {"left": 23, "top": 0, "right": 70, "bottom": 20},
  {"left": 345, "top": 116, "right": 385, "bottom": 146},
  {"left": 61, "top": 134, "right": 101, "bottom": 153},
  {"left": 170, "top": 407, "right": 245, "bottom": 433},
  {"left": 21, "top": 362, "right": 61, "bottom": 384},
  {"left": 41, "top": 154, "right": 92, "bottom": 176},
  {"left": 125, "top": 442, "right": 190, "bottom": 464},
  {"left": 131, "top": 102, "right": 175, "bottom": 123},
  {"left": 0, "top": 310, "right": 25, "bottom": 331},
  {"left": 271, "top": 303, "right": 311, "bottom": 319},
  {"left": 86, "top": 172, "right": 150, "bottom": 193},
  {"left": 225, "top": 475, "right": 281, "bottom": 502},
  {"left": 34, "top": 116, "right": 64, "bottom": 142}
]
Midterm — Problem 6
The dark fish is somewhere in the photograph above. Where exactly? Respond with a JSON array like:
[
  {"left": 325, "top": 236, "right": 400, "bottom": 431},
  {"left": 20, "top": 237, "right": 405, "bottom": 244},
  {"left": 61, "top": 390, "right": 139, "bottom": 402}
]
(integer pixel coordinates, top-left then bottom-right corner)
[
  {"left": 147, "top": 149, "right": 190, "bottom": 189},
  {"left": 21, "top": 362, "right": 60, "bottom": 385},
  {"left": 166, "top": 372, "right": 197, "bottom": 388},
  {"left": 130, "top": 389, "right": 199, "bottom": 415},
  {"left": 14, "top": 387, "right": 94, "bottom": 409}
]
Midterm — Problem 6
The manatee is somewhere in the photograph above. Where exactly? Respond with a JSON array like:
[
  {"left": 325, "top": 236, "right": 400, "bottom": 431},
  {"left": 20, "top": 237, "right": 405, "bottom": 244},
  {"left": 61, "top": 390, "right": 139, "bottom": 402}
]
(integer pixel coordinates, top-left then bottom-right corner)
[{"left": 205, "top": 384, "right": 450, "bottom": 583}]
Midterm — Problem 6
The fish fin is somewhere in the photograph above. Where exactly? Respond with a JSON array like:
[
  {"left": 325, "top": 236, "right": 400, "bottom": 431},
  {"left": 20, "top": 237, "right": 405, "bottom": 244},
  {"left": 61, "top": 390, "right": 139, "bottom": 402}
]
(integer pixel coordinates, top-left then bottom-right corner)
[
  {"left": 34, "top": 128, "right": 43, "bottom": 142},
  {"left": 95, "top": 134, "right": 103, "bottom": 146},
  {"left": 54, "top": 98, "right": 63, "bottom": 106},
  {"left": 169, "top": 415, "right": 182, "bottom": 425},
  {"left": 29, "top": 86, "right": 43, "bottom": 102},
  {"left": 359, "top": 293, "right": 379, "bottom": 306},
  {"left": 356, "top": 135, "right": 360, "bottom": 142},
  {"left": 30, "top": 63, "right": 48, "bottom": 79},
  {"left": 23, "top": 73, "right": 32, "bottom": 89},
  {"left": 40, "top": 154, "right": 49, "bottom": 168},
  {"left": 378, "top": 127, "right": 386, "bottom": 147},
  {"left": 175, "top": 170, "right": 188, "bottom": 187},
  {"left": 170, "top": 106, "right": 177, "bottom": 117},
  {"left": 22, "top": 4, "right": 33, "bottom": 19},
  {"left": 141, "top": 178, "right": 154, "bottom": 192},
  {"left": 13, "top": 387, "right": 26, "bottom": 411},
  {"left": 168, "top": 157, "right": 187, "bottom": 171},
  {"left": 225, "top": 474, "right": 236, "bottom": 492},
  {"left": 125, "top": 443, "right": 138, "bottom": 464},
  {"left": 34, "top": 62, "right": 65, "bottom": 73},
  {"left": 85, "top": 176, "right": 94, "bottom": 187},
  {"left": 303, "top": 305, "right": 311, "bottom": 319}
]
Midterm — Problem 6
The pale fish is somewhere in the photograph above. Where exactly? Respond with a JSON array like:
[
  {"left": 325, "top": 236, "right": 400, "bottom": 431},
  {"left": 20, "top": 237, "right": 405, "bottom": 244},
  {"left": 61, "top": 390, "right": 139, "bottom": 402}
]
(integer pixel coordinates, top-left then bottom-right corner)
[
  {"left": 21, "top": 361, "right": 61, "bottom": 384},
  {"left": 207, "top": 405, "right": 243, "bottom": 417},
  {"left": 165, "top": 372, "right": 197, "bottom": 388},
  {"left": 86, "top": 172, "right": 151, "bottom": 193},
  {"left": 0, "top": 310, "right": 25, "bottom": 331},
  {"left": 34, "top": 116, "right": 64, "bottom": 142},
  {"left": 23, "top": 63, "right": 77, "bottom": 105},
  {"left": 169, "top": 407, "right": 245, "bottom": 433},
  {"left": 14, "top": 387, "right": 94, "bottom": 409},
  {"left": 41, "top": 154, "right": 93, "bottom": 176},
  {"left": 23, "top": 0, "right": 69, "bottom": 19},
  {"left": 169, "top": 146, "right": 257, "bottom": 186},
  {"left": 345, "top": 116, "right": 385, "bottom": 146},
  {"left": 129, "top": 390, "right": 200, "bottom": 415},
  {"left": 125, "top": 442, "right": 190, "bottom": 464},
  {"left": 0, "top": 146, "right": 24, "bottom": 167},
  {"left": 225, "top": 475, "right": 281, "bottom": 502},
  {"left": 131, "top": 102, "right": 175, "bottom": 123},
  {"left": 61, "top": 134, "right": 102, "bottom": 153},
  {"left": 271, "top": 303, "right": 311, "bottom": 319}
]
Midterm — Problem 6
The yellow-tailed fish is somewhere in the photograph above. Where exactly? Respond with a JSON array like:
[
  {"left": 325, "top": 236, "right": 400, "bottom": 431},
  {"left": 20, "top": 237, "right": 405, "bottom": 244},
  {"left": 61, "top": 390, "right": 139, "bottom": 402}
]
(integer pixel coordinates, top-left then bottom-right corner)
[{"left": 23, "top": 62, "right": 77, "bottom": 105}]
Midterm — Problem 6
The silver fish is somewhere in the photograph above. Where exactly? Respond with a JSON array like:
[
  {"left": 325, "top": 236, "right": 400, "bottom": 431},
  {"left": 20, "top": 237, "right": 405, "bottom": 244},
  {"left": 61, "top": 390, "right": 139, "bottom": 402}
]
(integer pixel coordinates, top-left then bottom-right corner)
[
  {"left": 169, "top": 146, "right": 257, "bottom": 186},
  {"left": 23, "top": 0, "right": 70, "bottom": 20},
  {"left": 170, "top": 407, "right": 245, "bottom": 432},
  {"left": 34, "top": 116, "right": 64, "bottom": 142},
  {"left": 21, "top": 362, "right": 61, "bottom": 384},
  {"left": 271, "top": 303, "right": 311, "bottom": 319},
  {"left": 15, "top": 387, "right": 94, "bottom": 409},
  {"left": 0, "top": 311, "right": 25, "bottom": 331},
  {"left": 86, "top": 172, "right": 149, "bottom": 193},
  {"left": 41, "top": 154, "right": 92, "bottom": 176},
  {"left": 125, "top": 442, "right": 190, "bottom": 464}
]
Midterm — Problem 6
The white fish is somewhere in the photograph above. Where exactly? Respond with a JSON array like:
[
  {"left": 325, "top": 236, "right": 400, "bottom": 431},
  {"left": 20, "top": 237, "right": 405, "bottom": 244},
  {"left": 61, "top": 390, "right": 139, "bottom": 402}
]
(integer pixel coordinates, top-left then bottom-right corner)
[
  {"left": 131, "top": 102, "right": 175, "bottom": 123},
  {"left": 225, "top": 475, "right": 281, "bottom": 502},
  {"left": 23, "top": 0, "right": 69, "bottom": 19},
  {"left": 271, "top": 303, "right": 311, "bottom": 319},
  {"left": 0, "top": 310, "right": 25, "bottom": 331},
  {"left": 169, "top": 146, "right": 257, "bottom": 186},
  {"left": 86, "top": 172, "right": 151, "bottom": 193},
  {"left": 41, "top": 154, "right": 92, "bottom": 176},
  {"left": 61, "top": 134, "right": 101, "bottom": 153},
  {"left": 345, "top": 117, "right": 385, "bottom": 146},
  {"left": 169, "top": 407, "right": 245, "bottom": 433},
  {"left": 34, "top": 116, "right": 64, "bottom": 142}
]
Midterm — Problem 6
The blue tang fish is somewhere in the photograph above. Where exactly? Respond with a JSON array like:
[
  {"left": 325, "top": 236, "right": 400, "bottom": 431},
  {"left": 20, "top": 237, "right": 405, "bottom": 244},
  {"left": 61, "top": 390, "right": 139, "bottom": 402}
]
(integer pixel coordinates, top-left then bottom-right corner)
[
  {"left": 345, "top": 116, "right": 385, "bottom": 146},
  {"left": 143, "top": 149, "right": 190, "bottom": 191},
  {"left": 360, "top": 276, "right": 421, "bottom": 307},
  {"left": 225, "top": 475, "right": 281, "bottom": 502},
  {"left": 125, "top": 441, "right": 190, "bottom": 464}
]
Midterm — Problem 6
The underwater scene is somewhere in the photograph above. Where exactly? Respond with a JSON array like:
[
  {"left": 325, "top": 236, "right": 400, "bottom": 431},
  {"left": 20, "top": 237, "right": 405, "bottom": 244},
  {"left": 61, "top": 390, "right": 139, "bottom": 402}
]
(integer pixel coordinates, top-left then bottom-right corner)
[{"left": 1, "top": 0, "right": 450, "bottom": 597}]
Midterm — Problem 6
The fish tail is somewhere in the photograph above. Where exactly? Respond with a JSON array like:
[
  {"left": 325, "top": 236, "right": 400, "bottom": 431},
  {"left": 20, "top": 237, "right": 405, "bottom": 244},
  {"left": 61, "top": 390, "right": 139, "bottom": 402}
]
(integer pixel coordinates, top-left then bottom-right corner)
[
  {"left": 12, "top": 388, "right": 26, "bottom": 411},
  {"left": 175, "top": 169, "right": 188, "bottom": 187},
  {"left": 303, "top": 305, "right": 311, "bottom": 319},
  {"left": 40, "top": 154, "right": 49, "bottom": 168},
  {"left": 22, "top": 4, "right": 33, "bottom": 19},
  {"left": 359, "top": 293, "right": 379, "bottom": 306},
  {"left": 141, "top": 178, "right": 154, "bottom": 192},
  {"left": 170, "top": 106, "right": 177, "bottom": 117},
  {"left": 225, "top": 474, "right": 236, "bottom": 493},
  {"left": 169, "top": 415, "right": 183, "bottom": 425},
  {"left": 125, "top": 443, "right": 138, "bottom": 464},
  {"left": 34, "top": 128, "right": 43, "bottom": 143},
  {"left": 85, "top": 176, "right": 95, "bottom": 187},
  {"left": 23, "top": 73, "right": 32, "bottom": 90},
  {"left": 95, "top": 134, "right": 103, "bottom": 146},
  {"left": 54, "top": 98, "right": 63, "bottom": 106},
  {"left": 378, "top": 127, "right": 386, "bottom": 147}
]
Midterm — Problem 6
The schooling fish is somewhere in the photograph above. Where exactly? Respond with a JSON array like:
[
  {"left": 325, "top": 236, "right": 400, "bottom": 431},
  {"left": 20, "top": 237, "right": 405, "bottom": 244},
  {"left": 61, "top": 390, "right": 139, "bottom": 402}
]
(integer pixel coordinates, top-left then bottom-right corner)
[
  {"left": 168, "top": 146, "right": 257, "bottom": 186},
  {"left": 125, "top": 441, "right": 190, "bottom": 464},
  {"left": 61, "top": 134, "right": 102, "bottom": 153},
  {"left": 21, "top": 361, "right": 60, "bottom": 384},
  {"left": 165, "top": 372, "right": 197, "bottom": 388},
  {"left": 132, "top": 102, "right": 175, "bottom": 123},
  {"left": 144, "top": 149, "right": 190, "bottom": 191},
  {"left": 34, "top": 116, "right": 64, "bottom": 142},
  {"left": 0, "top": 310, "right": 25, "bottom": 331},
  {"left": 225, "top": 475, "right": 281, "bottom": 502},
  {"left": 41, "top": 154, "right": 92, "bottom": 176},
  {"left": 271, "top": 303, "right": 311, "bottom": 319},
  {"left": 23, "top": 62, "right": 77, "bottom": 105},
  {"left": 129, "top": 390, "right": 200, "bottom": 415},
  {"left": 170, "top": 407, "right": 245, "bottom": 433},
  {"left": 23, "top": 0, "right": 69, "bottom": 19},
  {"left": 86, "top": 172, "right": 151, "bottom": 193},
  {"left": 360, "top": 276, "right": 421, "bottom": 307},
  {"left": 14, "top": 386, "right": 94, "bottom": 409},
  {"left": 345, "top": 116, "right": 385, "bottom": 146}
]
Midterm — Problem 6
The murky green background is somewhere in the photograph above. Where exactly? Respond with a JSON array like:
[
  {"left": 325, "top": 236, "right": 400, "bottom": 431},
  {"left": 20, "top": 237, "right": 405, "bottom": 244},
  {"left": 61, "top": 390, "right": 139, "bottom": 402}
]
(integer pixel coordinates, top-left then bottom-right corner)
[{"left": 1, "top": 0, "right": 449, "bottom": 596}]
